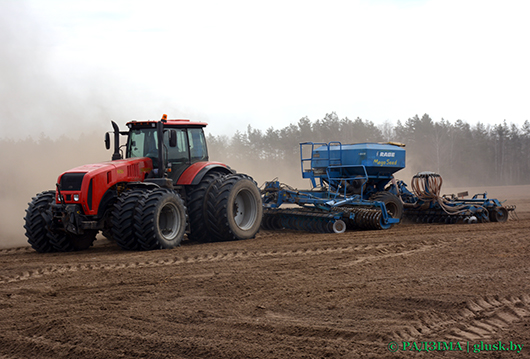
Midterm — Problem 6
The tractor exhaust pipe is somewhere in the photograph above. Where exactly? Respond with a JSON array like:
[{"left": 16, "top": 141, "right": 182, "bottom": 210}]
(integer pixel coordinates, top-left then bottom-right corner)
[
  {"left": 111, "top": 121, "right": 122, "bottom": 160},
  {"left": 156, "top": 117, "right": 166, "bottom": 178}
]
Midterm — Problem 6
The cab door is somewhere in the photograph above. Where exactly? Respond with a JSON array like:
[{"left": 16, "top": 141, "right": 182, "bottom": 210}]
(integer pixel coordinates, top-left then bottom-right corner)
[{"left": 165, "top": 129, "right": 190, "bottom": 182}]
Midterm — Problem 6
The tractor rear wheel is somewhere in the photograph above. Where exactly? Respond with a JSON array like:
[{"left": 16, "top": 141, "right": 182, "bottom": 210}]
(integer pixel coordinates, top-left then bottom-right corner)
[
  {"left": 135, "top": 189, "right": 187, "bottom": 250},
  {"left": 186, "top": 171, "right": 224, "bottom": 242},
  {"left": 24, "top": 191, "right": 57, "bottom": 253},
  {"left": 111, "top": 188, "right": 146, "bottom": 250},
  {"left": 206, "top": 174, "right": 263, "bottom": 241}
]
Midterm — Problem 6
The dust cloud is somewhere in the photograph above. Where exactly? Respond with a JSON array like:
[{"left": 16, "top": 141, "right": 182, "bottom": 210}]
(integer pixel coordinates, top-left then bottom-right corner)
[
  {"left": 207, "top": 153, "right": 307, "bottom": 191},
  {"left": 0, "top": 2, "right": 167, "bottom": 248},
  {"left": 0, "top": 134, "right": 112, "bottom": 248},
  {"left": 0, "top": 3, "right": 109, "bottom": 248},
  {"left": 0, "top": 1, "right": 206, "bottom": 248}
]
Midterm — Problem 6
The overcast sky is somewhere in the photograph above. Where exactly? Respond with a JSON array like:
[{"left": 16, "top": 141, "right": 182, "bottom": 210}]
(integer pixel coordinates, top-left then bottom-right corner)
[{"left": 1, "top": 0, "right": 529, "bottom": 139}]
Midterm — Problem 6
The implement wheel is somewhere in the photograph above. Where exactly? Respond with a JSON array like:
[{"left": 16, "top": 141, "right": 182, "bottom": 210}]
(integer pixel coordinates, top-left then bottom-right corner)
[
  {"left": 332, "top": 220, "right": 347, "bottom": 233},
  {"left": 370, "top": 192, "right": 403, "bottom": 220},
  {"left": 489, "top": 207, "right": 508, "bottom": 223}
]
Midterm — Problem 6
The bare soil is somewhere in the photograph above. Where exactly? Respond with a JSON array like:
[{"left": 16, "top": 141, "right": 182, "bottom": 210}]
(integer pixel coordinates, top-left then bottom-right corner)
[{"left": 1, "top": 187, "right": 529, "bottom": 358}]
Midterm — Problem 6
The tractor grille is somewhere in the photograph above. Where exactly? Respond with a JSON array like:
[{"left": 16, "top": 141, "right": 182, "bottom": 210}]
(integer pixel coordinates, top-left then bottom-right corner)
[{"left": 60, "top": 173, "right": 86, "bottom": 191}]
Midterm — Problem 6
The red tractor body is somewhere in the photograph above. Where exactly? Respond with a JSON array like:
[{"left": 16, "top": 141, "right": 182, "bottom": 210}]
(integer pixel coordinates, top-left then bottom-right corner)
[{"left": 25, "top": 115, "right": 262, "bottom": 252}]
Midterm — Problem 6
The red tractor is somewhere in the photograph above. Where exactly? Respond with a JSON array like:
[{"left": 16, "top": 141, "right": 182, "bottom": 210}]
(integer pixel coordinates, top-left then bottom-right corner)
[{"left": 24, "top": 115, "right": 263, "bottom": 252}]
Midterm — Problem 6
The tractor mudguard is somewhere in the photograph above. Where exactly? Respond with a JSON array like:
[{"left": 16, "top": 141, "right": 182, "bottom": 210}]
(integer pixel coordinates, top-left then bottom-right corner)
[
  {"left": 97, "top": 188, "right": 117, "bottom": 218},
  {"left": 177, "top": 162, "right": 233, "bottom": 186}
]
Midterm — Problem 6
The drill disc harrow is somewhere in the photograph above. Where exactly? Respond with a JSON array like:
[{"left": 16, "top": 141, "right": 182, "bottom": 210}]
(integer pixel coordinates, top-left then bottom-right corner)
[
  {"left": 262, "top": 203, "right": 397, "bottom": 234},
  {"left": 403, "top": 208, "right": 496, "bottom": 225},
  {"left": 262, "top": 209, "right": 354, "bottom": 234},
  {"left": 346, "top": 208, "right": 385, "bottom": 230}
]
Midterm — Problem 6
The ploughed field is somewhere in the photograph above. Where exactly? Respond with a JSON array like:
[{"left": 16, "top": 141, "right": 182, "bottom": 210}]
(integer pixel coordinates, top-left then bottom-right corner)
[{"left": 1, "top": 186, "right": 529, "bottom": 358}]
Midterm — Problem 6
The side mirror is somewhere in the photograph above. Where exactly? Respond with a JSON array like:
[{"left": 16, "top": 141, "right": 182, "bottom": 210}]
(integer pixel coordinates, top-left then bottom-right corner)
[
  {"left": 104, "top": 132, "right": 111, "bottom": 150},
  {"left": 169, "top": 130, "right": 177, "bottom": 147}
]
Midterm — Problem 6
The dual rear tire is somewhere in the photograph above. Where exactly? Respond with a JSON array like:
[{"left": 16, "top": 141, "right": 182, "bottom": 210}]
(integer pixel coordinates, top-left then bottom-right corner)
[
  {"left": 204, "top": 174, "right": 263, "bottom": 242},
  {"left": 187, "top": 173, "right": 263, "bottom": 243},
  {"left": 186, "top": 172, "right": 223, "bottom": 242}
]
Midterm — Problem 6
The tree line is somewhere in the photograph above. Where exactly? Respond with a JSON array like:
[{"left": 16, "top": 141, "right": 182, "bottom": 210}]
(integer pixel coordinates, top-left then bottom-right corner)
[
  {"left": 1, "top": 113, "right": 528, "bottom": 192},
  {"left": 207, "top": 113, "right": 530, "bottom": 187}
]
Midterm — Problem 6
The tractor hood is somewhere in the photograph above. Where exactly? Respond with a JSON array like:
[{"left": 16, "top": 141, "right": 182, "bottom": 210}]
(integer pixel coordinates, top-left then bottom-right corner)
[
  {"left": 56, "top": 158, "right": 153, "bottom": 216},
  {"left": 58, "top": 157, "right": 153, "bottom": 187}
]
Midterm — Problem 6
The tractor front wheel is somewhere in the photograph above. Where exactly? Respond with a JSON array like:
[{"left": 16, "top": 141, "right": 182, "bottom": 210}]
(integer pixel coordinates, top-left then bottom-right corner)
[
  {"left": 50, "top": 231, "right": 97, "bottom": 251},
  {"left": 24, "top": 191, "right": 57, "bottom": 253},
  {"left": 111, "top": 188, "right": 147, "bottom": 250},
  {"left": 25, "top": 190, "right": 97, "bottom": 252},
  {"left": 135, "top": 189, "right": 187, "bottom": 250}
]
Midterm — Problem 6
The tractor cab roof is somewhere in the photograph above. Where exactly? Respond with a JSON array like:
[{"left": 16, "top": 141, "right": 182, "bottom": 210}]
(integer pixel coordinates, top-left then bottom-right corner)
[{"left": 126, "top": 119, "right": 208, "bottom": 128}]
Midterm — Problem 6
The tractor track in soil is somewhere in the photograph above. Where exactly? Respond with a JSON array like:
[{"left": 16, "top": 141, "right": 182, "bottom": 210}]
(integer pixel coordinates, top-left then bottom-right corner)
[
  {"left": 391, "top": 293, "right": 530, "bottom": 342},
  {"left": 0, "top": 242, "right": 434, "bottom": 286},
  {"left": 0, "top": 190, "right": 529, "bottom": 358},
  {"left": 0, "top": 233, "right": 458, "bottom": 286}
]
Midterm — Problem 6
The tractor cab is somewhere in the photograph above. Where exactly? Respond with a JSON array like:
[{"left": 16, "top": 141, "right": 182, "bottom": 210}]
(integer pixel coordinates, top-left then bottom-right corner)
[
  {"left": 125, "top": 119, "right": 209, "bottom": 182},
  {"left": 104, "top": 115, "right": 211, "bottom": 183}
]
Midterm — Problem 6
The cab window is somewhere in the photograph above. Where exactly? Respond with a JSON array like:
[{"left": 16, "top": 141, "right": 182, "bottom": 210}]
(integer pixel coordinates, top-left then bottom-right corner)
[
  {"left": 127, "top": 129, "right": 158, "bottom": 158},
  {"left": 165, "top": 129, "right": 188, "bottom": 163},
  {"left": 188, "top": 128, "right": 208, "bottom": 162}
]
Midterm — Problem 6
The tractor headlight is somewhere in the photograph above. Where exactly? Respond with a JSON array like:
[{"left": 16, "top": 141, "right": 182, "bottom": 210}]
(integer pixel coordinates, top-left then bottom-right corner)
[{"left": 73, "top": 194, "right": 80, "bottom": 202}]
